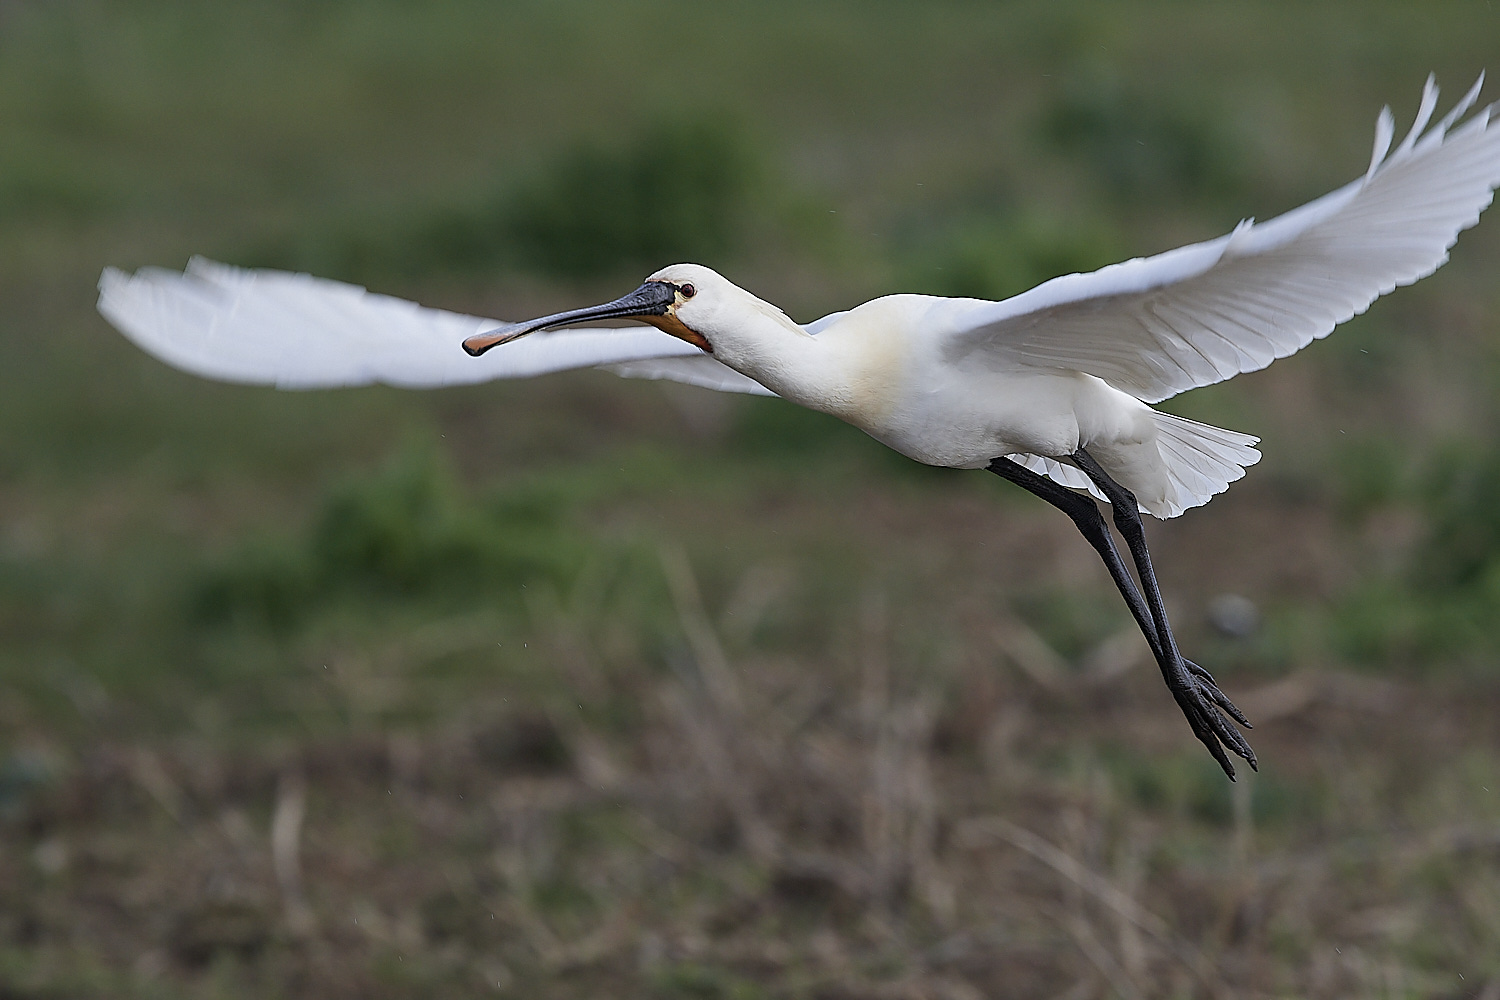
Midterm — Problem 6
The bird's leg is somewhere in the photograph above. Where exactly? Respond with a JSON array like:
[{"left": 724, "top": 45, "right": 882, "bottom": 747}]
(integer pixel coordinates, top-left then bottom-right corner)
[
  {"left": 986, "top": 458, "right": 1249, "bottom": 732},
  {"left": 988, "top": 457, "right": 1158, "bottom": 639},
  {"left": 1065, "top": 448, "right": 1255, "bottom": 778},
  {"left": 1067, "top": 450, "right": 1180, "bottom": 671}
]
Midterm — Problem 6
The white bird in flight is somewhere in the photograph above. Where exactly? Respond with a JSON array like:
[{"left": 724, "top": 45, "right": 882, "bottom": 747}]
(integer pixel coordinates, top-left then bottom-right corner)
[{"left": 99, "top": 77, "right": 1500, "bottom": 778}]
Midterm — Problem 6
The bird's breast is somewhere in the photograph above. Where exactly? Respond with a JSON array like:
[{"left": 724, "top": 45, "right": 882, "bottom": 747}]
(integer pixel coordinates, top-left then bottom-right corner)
[
  {"left": 761, "top": 322, "right": 910, "bottom": 429},
  {"left": 836, "top": 337, "right": 908, "bottom": 427}
]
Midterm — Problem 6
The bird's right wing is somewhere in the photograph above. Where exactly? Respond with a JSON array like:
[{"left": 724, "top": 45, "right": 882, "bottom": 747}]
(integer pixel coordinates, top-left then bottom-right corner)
[
  {"left": 932, "top": 76, "right": 1500, "bottom": 404},
  {"left": 98, "top": 257, "right": 707, "bottom": 390},
  {"left": 597, "top": 305, "right": 860, "bottom": 396},
  {"left": 603, "top": 356, "right": 776, "bottom": 395}
]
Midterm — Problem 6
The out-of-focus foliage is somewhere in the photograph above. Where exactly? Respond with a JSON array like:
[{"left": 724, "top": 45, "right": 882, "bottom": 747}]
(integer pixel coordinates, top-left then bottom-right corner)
[
  {"left": 194, "top": 444, "right": 596, "bottom": 628},
  {"left": 1038, "top": 68, "right": 1251, "bottom": 204},
  {"left": 506, "top": 120, "right": 759, "bottom": 278},
  {"left": 246, "top": 119, "right": 763, "bottom": 283},
  {"left": 1322, "top": 439, "right": 1500, "bottom": 668},
  {"left": 1420, "top": 440, "right": 1500, "bottom": 592},
  {"left": 900, "top": 209, "right": 1126, "bottom": 301}
]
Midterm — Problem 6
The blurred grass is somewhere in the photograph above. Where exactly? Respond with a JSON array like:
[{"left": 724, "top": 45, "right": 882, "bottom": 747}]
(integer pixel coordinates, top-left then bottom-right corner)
[{"left": 2, "top": 0, "right": 1500, "bottom": 997}]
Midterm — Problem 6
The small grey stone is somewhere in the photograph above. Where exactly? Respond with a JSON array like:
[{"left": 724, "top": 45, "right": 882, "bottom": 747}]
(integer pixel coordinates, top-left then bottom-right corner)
[{"left": 1208, "top": 593, "right": 1260, "bottom": 638}]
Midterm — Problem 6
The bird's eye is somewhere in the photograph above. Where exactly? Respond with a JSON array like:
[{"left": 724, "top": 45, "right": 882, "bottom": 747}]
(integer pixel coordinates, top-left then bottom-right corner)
[{"left": 679, "top": 283, "right": 696, "bottom": 299}]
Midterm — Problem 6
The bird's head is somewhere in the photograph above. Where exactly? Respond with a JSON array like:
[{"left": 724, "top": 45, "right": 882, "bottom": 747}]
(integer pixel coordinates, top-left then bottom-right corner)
[{"left": 462, "top": 263, "right": 730, "bottom": 357}]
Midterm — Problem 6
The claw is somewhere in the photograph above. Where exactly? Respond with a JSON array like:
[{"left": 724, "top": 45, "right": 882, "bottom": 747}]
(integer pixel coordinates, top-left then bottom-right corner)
[
  {"left": 1185, "top": 659, "right": 1253, "bottom": 728},
  {"left": 1172, "top": 658, "right": 1257, "bottom": 777},
  {"left": 1210, "top": 689, "right": 1254, "bottom": 730},
  {"left": 1210, "top": 710, "right": 1258, "bottom": 768},
  {"left": 1191, "top": 711, "right": 1238, "bottom": 781}
]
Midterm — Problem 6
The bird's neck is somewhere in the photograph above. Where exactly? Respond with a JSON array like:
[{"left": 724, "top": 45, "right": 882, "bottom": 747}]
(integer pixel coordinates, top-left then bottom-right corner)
[
  {"left": 708, "top": 307, "right": 821, "bottom": 396},
  {"left": 708, "top": 302, "right": 902, "bottom": 424}
]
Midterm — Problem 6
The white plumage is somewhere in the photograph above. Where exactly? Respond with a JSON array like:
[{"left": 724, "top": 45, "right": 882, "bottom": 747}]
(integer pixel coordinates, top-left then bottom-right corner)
[{"left": 96, "top": 78, "right": 1500, "bottom": 776}]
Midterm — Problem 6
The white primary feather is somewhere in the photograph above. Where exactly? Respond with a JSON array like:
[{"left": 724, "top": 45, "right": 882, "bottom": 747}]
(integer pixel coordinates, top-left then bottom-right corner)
[
  {"left": 98, "top": 256, "right": 708, "bottom": 390},
  {"left": 930, "top": 75, "right": 1500, "bottom": 404}
]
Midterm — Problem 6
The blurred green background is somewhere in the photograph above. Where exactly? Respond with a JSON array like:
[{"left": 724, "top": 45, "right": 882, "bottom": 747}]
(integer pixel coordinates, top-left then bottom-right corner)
[{"left": 3, "top": 2, "right": 1500, "bottom": 997}]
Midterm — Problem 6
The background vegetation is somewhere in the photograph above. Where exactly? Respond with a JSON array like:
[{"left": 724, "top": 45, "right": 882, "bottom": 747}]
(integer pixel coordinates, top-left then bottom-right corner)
[{"left": 2, "top": 1, "right": 1500, "bottom": 997}]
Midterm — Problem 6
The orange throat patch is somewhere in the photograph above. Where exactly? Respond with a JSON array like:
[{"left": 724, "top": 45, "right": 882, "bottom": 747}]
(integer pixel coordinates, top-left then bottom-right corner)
[{"left": 643, "top": 311, "right": 712, "bottom": 353}]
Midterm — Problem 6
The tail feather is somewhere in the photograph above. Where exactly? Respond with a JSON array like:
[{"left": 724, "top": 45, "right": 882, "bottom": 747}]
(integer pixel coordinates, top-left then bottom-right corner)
[
  {"left": 1149, "top": 411, "right": 1261, "bottom": 518},
  {"left": 1009, "top": 412, "right": 1260, "bottom": 519}
]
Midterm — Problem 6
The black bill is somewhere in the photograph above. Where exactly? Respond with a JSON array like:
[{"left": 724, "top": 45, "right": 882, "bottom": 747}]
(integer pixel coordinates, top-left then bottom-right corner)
[{"left": 463, "top": 280, "right": 678, "bottom": 357}]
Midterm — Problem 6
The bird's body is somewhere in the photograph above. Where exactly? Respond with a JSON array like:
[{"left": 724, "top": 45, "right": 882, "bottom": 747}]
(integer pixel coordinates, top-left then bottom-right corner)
[
  {"left": 661, "top": 280, "right": 1180, "bottom": 504},
  {"left": 98, "top": 77, "right": 1500, "bottom": 777}
]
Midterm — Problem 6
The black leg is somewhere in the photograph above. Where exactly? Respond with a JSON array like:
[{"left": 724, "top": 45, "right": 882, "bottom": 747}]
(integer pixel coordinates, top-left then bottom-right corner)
[
  {"left": 1068, "top": 451, "right": 1180, "bottom": 667},
  {"left": 987, "top": 458, "right": 1250, "bottom": 732},
  {"left": 988, "top": 457, "right": 1157, "bottom": 640},
  {"left": 1067, "top": 449, "right": 1256, "bottom": 777}
]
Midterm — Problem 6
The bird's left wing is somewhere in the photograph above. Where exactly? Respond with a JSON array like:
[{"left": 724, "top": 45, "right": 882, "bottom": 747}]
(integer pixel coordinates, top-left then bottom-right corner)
[
  {"left": 98, "top": 257, "right": 707, "bottom": 390},
  {"left": 932, "top": 76, "right": 1500, "bottom": 404}
]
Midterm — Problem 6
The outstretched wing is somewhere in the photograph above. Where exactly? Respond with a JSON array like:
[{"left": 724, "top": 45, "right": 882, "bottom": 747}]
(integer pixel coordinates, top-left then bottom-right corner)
[
  {"left": 603, "top": 356, "right": 776, "bottom": 395},
  {"left": 932, "top": 76, "right": 1500, "bottom": 404},
  {"left": 97, "top": 256, "right": 767, "bottom": 391}
]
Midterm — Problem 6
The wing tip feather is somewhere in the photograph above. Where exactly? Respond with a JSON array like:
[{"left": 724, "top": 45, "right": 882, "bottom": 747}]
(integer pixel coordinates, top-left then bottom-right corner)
[{"left": 1368, "top": 105, "right": 1397, "bottom": 178}]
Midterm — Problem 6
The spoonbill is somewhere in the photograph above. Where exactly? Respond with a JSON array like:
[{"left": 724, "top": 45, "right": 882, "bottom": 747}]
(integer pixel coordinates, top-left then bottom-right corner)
[{"left": 99, "top": 77, "right": 1500, "bottom": 778}]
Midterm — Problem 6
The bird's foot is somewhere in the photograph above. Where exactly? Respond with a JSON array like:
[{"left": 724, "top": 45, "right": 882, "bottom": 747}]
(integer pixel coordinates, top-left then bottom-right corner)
[{"left": 1173, "top": 658, "right": 1257, "bottom": 780}]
